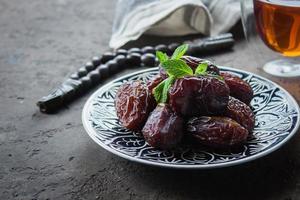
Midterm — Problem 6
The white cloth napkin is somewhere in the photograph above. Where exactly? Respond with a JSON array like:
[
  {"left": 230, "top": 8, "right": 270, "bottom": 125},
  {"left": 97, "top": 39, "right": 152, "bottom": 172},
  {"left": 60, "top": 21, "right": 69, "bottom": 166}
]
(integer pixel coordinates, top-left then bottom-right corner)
[{"left": 109, "top": 0, "right": 240, "bottom": 49}]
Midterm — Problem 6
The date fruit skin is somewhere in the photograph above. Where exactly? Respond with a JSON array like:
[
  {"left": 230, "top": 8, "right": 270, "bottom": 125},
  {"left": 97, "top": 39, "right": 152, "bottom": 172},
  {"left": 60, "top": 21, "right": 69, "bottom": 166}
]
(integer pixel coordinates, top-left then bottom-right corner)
[
  {"left": 159, "top": 56, "right": 220, "bottom": 79},
  {"left": 169, "top": 76, "right": 230, "bottom": 117},
  {"left": 142, "top": 104, "right": 183, "bottom": 149},
  {"left": 225, "top": 96, "right": 255, "bottom": 133},
  {"left": 220, "top": 72, "right": 253, "bottom": 105},
  {"left": 115, "top": 81, "right": 154, "bottom": 131},
  {"left": 181, "top": 56, "right": 220, "bottom": 75},
  {"left": 146, "top": 75, "right": 164, "bottom": 109},
  {"left": 186, "top": 116, "right": 249, "bottom": 147},
  {"left": 146, "top": 75, "right": 164, "bottom": 93}
]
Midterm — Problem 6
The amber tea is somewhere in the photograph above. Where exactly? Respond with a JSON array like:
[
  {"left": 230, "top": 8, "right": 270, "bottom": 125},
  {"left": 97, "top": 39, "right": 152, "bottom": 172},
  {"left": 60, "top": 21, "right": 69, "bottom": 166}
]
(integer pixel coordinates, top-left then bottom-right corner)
[{"left": 254, "top": 0, "right": 300, "bottom": 57}]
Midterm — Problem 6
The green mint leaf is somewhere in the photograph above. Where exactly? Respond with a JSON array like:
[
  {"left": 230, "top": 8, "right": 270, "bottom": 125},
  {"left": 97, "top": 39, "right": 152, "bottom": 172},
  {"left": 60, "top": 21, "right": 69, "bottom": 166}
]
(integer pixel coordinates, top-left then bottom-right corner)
[
  {"left": 153, "top": 79, "right": 166, "bottom": 103},
  {"left": 161, "top": 59, "right": 193, "bottom": 78},
  {"left": 156, "top": 51, "right": 169, "bottom": 63},
  {"left": 171, "top": 44, "right": 189, "bottom": 60},
  {"left": 161, "top": 76, "right": 175, "bottom": 103},
  {"left": 153, "top": 76, "right": 176, "bottom": 103},
  {"left": 195, "top": 62, "right": 208, "bottom": 75}
]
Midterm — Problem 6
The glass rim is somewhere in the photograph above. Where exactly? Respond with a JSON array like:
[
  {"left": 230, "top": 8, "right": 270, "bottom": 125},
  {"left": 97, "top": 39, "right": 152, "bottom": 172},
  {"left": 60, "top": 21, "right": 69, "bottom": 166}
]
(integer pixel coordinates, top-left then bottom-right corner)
[{"left": 254, "top": 0, "right": 300, "bottom": 8}]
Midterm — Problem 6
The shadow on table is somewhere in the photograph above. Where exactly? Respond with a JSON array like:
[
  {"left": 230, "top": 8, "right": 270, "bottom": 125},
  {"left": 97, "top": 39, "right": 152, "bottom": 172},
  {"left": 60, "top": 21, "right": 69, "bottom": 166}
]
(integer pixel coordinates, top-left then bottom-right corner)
[{"left": 126, "top": 138, "right": 298, "bottom": 200}]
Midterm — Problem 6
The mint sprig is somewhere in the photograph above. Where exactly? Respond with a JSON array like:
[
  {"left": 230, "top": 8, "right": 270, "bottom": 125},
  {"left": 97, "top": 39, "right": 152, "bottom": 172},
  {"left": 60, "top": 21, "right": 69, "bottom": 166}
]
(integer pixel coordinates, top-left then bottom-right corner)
[
  {"left": 158, "top": 44, "right": 193, "bottom": 78},
  {"left": 156, "top": 51, "right": 169, "bottom": 63},
  {"left": 161, "top": 59, "right": 193, "bottom": 78},
  {"left": 154, "top": 44, "right": 223, "bottom": 104},
  {"left": 195, "top": 61, "right": 224, "bottom": 80},
  {"left": 162, "top": 76, "right": 175, "bottom": 102},
  {"left": 195, "top": 62, "right": 208, "bottom": 75},
  {"left": 171, "top": 44, "right": 188, "bottom": 60},
  {"left": 153, "top": 43, "right": 225, "bottom": 104},
  {"left": 153, "top": 78, "right": 166, "bottom": 103},
  {"left": 153, "top": 76, "right": 176, "bottom": 103},
  {"left": 153, "top": 44, "right": 192, "bottom": 103}
]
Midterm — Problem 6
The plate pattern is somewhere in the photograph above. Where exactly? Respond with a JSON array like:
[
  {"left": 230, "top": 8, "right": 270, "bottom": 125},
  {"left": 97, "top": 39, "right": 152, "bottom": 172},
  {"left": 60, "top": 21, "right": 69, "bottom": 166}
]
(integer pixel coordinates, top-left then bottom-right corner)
[{"left": 83, "top": 67, "right": 300, "bottom": 168}]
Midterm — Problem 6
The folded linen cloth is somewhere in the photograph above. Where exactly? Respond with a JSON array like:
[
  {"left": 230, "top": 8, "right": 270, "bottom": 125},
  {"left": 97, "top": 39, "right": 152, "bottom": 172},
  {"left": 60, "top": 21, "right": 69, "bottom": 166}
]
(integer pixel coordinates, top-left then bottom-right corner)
[{"left": 109, "top": 0, "right": 240, "bottom": 49}]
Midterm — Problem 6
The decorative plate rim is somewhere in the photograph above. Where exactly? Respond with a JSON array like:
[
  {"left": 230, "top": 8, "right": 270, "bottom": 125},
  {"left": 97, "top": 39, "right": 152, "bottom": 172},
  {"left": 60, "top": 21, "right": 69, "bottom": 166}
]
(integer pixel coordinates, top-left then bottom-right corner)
[{"left": 82, "top": 67, "right": 300, "bottom": 169}]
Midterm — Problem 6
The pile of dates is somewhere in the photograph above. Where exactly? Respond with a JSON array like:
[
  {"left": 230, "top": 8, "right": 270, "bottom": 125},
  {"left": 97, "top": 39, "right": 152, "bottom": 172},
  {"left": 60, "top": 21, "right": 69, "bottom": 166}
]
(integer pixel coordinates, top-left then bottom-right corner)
[{"left": 115, "top": 55, "right": 255, "bottom": 150}]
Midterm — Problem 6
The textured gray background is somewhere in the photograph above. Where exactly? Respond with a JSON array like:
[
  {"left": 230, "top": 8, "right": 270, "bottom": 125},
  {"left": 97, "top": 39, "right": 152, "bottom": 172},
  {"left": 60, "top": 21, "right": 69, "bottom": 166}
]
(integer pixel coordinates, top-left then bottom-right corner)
[{"left": 1, "top": 0, "right": 300, "bottom": 200}]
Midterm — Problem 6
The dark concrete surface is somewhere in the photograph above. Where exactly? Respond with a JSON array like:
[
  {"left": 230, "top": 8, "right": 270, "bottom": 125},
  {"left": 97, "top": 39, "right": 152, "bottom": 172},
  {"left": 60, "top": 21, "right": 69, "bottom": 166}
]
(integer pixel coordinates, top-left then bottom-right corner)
[{"left": 1, "top": 0, "right": 300, "bottom": 200}]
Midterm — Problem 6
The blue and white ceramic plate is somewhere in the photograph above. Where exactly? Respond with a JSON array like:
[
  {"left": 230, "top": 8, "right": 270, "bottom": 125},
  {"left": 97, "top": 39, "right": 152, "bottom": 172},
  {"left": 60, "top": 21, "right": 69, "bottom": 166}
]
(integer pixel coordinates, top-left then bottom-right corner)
[{"left": 82, "top": 67, "right": 300, "bottom": 169}]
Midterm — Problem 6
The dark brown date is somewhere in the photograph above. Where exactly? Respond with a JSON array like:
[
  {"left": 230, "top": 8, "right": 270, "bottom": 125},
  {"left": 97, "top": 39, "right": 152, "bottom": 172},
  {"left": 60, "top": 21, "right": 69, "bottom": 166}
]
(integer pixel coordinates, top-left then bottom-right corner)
[
  {"left": 220, "top": 72, "right": 253, "bottom": 105},
  {"left": 146, "top": 75, "right": 163, "bottom": 111},
  {"left": 169, "top": 76, "right": 229, "bottom": 117},
  {"left": 181, "top": 56, "right": 220, "bottom": 75},
  {"left": 181, "top": 56, "right": 205, "bottom": 69},
  {"left": 142, "top": 104, "right": 183, "bottom": 149},
  {"left": 159, "top": 56, "right": 220, "bottom": 79},
  {"left": 225, "top": 96, "right": 255, "bottom": 133},
  {"left": 115, "top": 81, "right": 154, "bottom": 131},
  {"left": 186, "top": 116, "right": 249, "bottom": 147},
  {"left": 146, "top": 75, "right": 164, "bottom": 93}
]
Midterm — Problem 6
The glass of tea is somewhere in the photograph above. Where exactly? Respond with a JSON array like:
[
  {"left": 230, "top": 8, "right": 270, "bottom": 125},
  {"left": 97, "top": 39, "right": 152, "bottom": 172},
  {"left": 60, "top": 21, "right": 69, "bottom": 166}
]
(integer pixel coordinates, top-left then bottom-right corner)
[{"left": 241, "top": 0, "right": 300, "bottom": 77}]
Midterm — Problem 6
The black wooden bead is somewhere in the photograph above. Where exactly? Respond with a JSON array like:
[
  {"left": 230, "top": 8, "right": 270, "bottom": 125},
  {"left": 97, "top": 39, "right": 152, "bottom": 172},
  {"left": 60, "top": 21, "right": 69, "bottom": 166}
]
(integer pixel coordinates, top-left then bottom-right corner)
[
  {"left": 70, "top": 72, "right": 80, "bottom": 80},
  {"left": 126, "top": 53, "right": 141, "bottom": 67},
  {"left": 61, "top": 79, "right": 82, "bottom": 101},
  {"left": 64, "top": 78, "right": 82, "bottom": 94},
  {"left": 85, "top": 61, "right": 95, "bottom": 72},
  {"left": 78, "top": 67, "right": 88, "bottom": 77},
  {"left": 141, "top": 53, "right": 156, "bottom": 67},
  {"left": 155, "top": 44, "right": 168, "bottom": 53},
  {"left": 92, "top": 56, "right": 101, "bottom": 67},
  {"left": 186, "top": 47, "right": 194, "bottom": 55},
  {"left": 98, "top": 64, "right": 110, "bottom": 78},
  {"left": 64, "top": 78, "right": 80, "bottom": 88},
  {"left": 75, "top": 79, "right": 83, "bottom": 94},
  {"left": 115, "top": 55, "right": 127, "bottom": 68},
  {"left": 101, "top": 52, "right": 116, "bottom": 63},
  {"left": 142, "top": 46, "right": 155, "bottom": 54},
  {"left": 128, "top": 48, "right": 141, "bottom": 54},
  {"left": 88, "top": 71, "right": 101, "bottom": 85},
  {"left": 106, "top": 60, "right": 118, "bottom": 74},
  {"left": 168, "top": 43, "right": 179, "bottom": 53},
  {"left": 116, "top": 49, "right": 127, "bottom": 56},
  {"left": 81, "top": 76, "right": 92, "bottom": 89}
]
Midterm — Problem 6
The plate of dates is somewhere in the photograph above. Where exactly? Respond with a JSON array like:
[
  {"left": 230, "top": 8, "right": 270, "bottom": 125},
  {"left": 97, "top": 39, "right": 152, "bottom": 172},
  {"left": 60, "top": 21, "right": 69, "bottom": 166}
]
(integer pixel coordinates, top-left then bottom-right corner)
[{"left": 82, "top": 48, "right": 300, "bottom": 169}]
